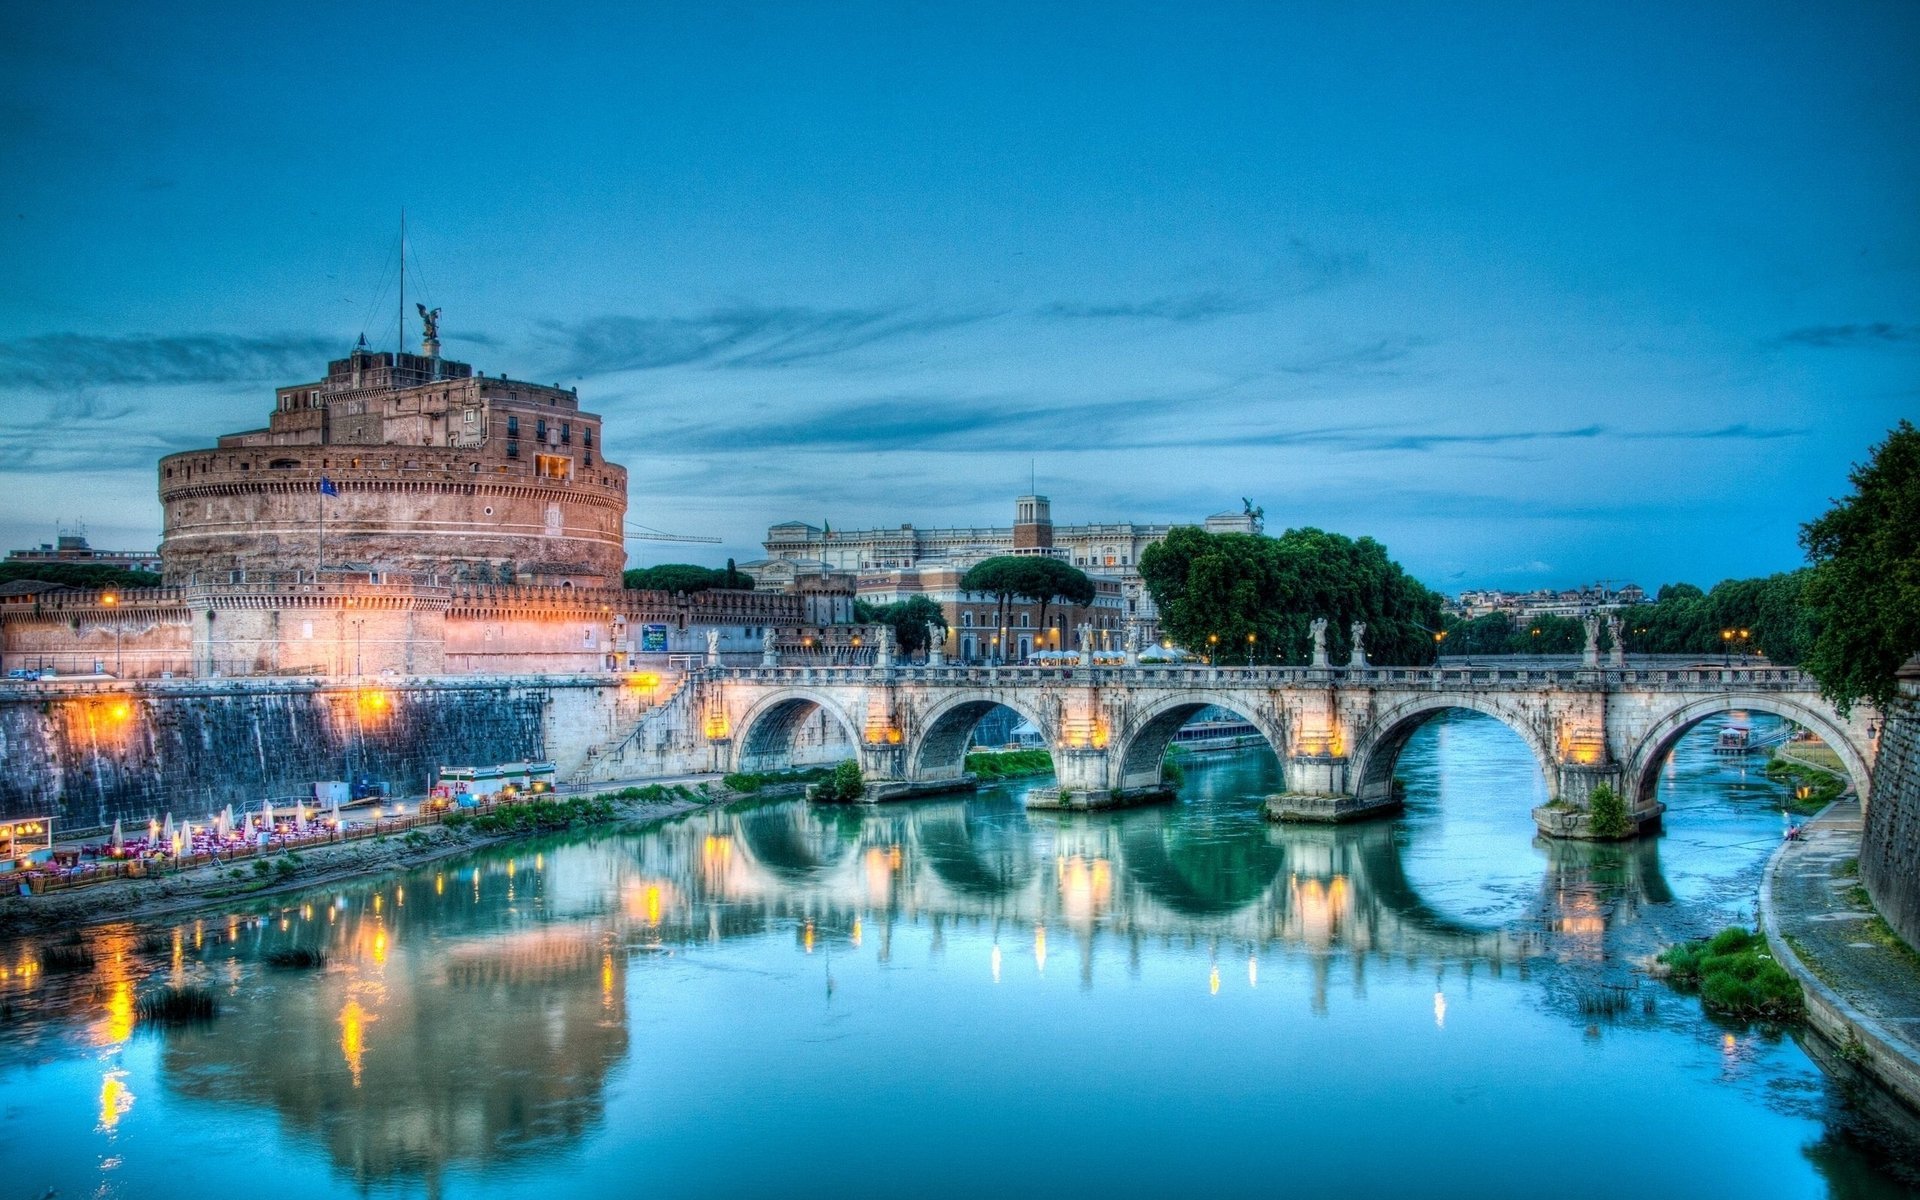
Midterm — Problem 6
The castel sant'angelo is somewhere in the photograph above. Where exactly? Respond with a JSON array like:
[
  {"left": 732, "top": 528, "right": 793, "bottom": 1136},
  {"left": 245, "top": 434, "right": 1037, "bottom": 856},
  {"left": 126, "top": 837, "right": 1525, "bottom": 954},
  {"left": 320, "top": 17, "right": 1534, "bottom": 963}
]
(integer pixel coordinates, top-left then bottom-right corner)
[{"left": 1, "top": 319, "right": 857, "bottom": 679}]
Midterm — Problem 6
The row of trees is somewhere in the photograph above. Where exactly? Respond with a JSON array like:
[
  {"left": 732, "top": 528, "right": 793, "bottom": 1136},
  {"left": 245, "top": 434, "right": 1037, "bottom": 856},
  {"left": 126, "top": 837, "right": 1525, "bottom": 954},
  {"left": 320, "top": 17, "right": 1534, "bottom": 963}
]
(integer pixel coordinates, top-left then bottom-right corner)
[
  {"left": 0, "top": 562, "right": 162, "bottom": 590},
  {"left": 1138, "top": 526, "right": 1444, "bottom": 665},
  {"left": 853, "top": 595, "right": 948, "bottom": 655},
  {"left": 621, "top": 560, "right": 753, "bottom": 593},
  {"left": 1439, "top": 572, "right": 1814, "bottom": 661}
]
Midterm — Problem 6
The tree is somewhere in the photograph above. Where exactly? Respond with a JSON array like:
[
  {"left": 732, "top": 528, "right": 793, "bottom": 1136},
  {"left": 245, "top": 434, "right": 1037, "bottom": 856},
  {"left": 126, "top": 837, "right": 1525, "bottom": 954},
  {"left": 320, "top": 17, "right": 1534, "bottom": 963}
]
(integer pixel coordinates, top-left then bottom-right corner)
[
  {"left": 853, "top": 595, "right": 949, "bottom": 656},
  {"left": 959, "top": 557, "right": 1031, "bottom": 658},
  {"left": 1139, "top": 526, "right": 1443, "bottom": 665},
  {"left": 1799, "top": 420, "right": 1920, "bottom": 713},
  {"left": 1015, "top": 557, "right": 1095, "bottom": 648},
  {"left": 623, "top": 563, "right": 753, "bottom": 593}
]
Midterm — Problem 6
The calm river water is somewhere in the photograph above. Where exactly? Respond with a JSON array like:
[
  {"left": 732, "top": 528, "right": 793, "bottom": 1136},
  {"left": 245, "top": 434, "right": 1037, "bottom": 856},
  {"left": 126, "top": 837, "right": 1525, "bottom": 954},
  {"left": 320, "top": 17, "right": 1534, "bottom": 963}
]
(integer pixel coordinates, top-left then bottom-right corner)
[{"left": 3, "top": 712, "right": 1917, "bottom": 1198}]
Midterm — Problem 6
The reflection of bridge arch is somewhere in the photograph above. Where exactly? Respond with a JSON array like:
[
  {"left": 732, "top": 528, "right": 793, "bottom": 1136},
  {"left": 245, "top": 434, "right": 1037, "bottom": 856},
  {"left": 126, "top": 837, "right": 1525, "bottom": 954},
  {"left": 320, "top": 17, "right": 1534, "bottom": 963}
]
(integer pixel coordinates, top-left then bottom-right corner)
[
  {"left": 733, "top": 688, "right": 862, "bottom": 774},
  {"left": 1113, "top": 691, "right": 1287, "bottom": 792},
  {"left": 909, "top": 800, "right": 1042, "bottom": 898},
  {"left": 1349, "top": 697, "right": 1556, "bottom": 806},
  {"left": 909, "top": 693, "right": 1057, "bottom": 784},
  {"left": 1626, "top": 694, "right": 1872, "bottom": 810},
  {"left": 732, "top": 802, "right": 865, "bottom": 881}
]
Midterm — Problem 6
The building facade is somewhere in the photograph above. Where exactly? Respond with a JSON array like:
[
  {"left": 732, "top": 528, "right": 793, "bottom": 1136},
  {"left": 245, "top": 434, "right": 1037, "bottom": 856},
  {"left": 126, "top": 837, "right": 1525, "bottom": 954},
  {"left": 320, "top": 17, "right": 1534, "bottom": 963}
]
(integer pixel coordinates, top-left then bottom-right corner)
[{"left": 749, "top": 494, "right": 1261, "bottom": 649}]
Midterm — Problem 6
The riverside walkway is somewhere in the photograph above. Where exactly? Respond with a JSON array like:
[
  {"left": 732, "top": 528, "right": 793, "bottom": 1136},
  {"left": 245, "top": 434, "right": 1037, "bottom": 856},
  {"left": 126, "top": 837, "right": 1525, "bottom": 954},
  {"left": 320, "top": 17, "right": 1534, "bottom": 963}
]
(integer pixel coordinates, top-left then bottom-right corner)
[{"left": 1763, "top": 799, "right": 1920, "bottom": 1112}]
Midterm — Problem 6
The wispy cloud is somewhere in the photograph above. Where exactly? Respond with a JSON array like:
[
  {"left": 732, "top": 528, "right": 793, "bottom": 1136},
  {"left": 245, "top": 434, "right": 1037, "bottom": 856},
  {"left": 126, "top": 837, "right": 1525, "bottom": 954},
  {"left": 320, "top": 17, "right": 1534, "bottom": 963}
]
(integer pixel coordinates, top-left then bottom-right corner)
[
  {"left": 1772, "top": 322, "right": 1920, "bottom": 349},
  {"left": 0, "top": 332, "right": 339, "bottom": 391},
  {"left": 1277, "top": 337, "right": 1425, "bottom": 377},
  {"left": 543, "top": 304, "right": 993, "bottom": 375},
  {"left": 1038, "top": 290, "right": 1254, "bottom": 322}
]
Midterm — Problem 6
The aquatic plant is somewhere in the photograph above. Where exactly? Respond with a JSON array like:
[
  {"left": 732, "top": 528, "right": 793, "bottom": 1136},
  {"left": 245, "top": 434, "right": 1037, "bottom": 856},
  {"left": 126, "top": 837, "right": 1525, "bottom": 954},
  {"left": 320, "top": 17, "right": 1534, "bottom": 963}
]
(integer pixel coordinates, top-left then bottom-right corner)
[
  {"left": 40, "top": 944, "right": 95, "bottom": 973},
  {"left": 264, "top": 946, "right": 328, "bottom": 969},
  {"left": 136, "top": 985, "right": 218, "bottom": 1024},
  {"left": 963, "top": 749, "right": 1054, "bottom": 780},
  {"left": 1658, "top": 927, "right": 1803, "bottom": 1021}
]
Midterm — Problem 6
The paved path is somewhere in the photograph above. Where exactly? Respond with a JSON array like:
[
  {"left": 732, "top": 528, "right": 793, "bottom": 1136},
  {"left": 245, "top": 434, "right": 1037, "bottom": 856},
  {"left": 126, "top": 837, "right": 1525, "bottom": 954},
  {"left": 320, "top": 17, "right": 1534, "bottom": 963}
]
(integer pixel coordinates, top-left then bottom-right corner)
[{"left": 1764, "top": 800, "right": 1920, "bottom": 1110}]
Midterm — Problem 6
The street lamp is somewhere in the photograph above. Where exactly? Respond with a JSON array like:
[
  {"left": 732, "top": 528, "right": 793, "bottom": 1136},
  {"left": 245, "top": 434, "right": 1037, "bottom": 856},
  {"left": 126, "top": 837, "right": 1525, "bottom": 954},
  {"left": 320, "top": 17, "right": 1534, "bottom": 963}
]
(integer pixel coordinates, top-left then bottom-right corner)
[
  {"left": 1246, "top": 631, "right": 1256, "bottom": 666},
  {"left": 102, "top": 593, "right": 122, "bottom": 677},
  {"left": 1207, "top": 633, "right": 1219, "bottom": 664}
]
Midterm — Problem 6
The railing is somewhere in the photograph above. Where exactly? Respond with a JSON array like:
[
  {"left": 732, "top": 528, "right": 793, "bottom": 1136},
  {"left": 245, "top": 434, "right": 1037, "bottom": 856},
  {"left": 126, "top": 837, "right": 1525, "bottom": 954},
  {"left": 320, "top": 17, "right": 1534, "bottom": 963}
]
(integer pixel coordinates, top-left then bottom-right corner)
[{"left": 711, "top": 660, "right": 1819, "bottom": 690}]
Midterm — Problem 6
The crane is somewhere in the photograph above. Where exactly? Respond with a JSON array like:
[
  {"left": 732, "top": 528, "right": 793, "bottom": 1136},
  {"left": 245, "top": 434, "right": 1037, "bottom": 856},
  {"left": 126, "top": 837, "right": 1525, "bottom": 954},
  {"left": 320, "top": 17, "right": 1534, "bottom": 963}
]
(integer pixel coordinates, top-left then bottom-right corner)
[{"left": 624, "top": 522, "right": 722, "bottom": 545}]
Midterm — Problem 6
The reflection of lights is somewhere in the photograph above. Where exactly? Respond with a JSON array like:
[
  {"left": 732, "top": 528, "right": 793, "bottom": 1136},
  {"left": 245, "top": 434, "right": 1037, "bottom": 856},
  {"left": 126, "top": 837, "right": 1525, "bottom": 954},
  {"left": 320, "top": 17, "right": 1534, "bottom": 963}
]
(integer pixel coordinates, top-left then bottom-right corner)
[
  {"left": 339, "top": 1000, "right": 370, "bottom": 1088},
  {"left": 1248, "top": 956, "right": 1258, "bottom": 989},
  {"left": 1209, "top": 965, "right": 1220, "bottom": 995},
  {"left": 1056, "top": 855, "right": 1113, "bottom": 923},
  {"left": 1434, "top": 991, "right": 1447, "bottom": 1030},
  {"left": 371, "top": 931, "right": 387, "bottom": 965},
  {"left": 851, "top": 917, "right": 863, "bottom": 948},
  {"left": 645, "top": 885, "right": 662, "bottom": 926},
  {"left": 602, "top": 953, "right": 615, "bottom": 1005},
  {"left": 98, "top": 1070, "right": 133, "bottom": 1132},
  {"left": 435, "top": 874, "right": 444, "bottom": 896},
  {"left": 1034, "top": 925, "right": 1047, "bottom": 974},
  {"left": 95, "top": 979, "right": 134, "bottom": 1047},
  {"left": 802, "top": 922, "right": 815, "bottom": 954},
  {"left": 991, "top": 944, "right": 1002, "bottom": 984}
]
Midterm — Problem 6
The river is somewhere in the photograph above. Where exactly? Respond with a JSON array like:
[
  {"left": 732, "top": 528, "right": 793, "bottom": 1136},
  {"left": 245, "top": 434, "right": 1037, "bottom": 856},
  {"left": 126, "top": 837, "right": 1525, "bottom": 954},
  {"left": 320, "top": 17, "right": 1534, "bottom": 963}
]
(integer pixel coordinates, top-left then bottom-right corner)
[{"left": 1, "top": 711, "right": 1916, "bottom": 1198}]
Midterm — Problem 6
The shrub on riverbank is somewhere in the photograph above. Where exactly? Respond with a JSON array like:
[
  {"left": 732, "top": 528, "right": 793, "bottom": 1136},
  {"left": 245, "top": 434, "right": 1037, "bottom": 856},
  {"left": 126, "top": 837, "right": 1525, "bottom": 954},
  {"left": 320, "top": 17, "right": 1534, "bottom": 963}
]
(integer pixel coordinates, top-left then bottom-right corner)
[
  {"left": 1658, "top": 927, "right": 1803, "bottom": 1021},
  {"left": 810, "top": 761, "right": 866, "bottom": 804},
  {"left": 965, "top": 749, "right": 1054, "bottom": 779},
  {"left": 463, "top": 796, "right": 618, "bottom": 835},
  {"left": 1587, "top": 784, "right": 1630, "bottom": 839},
  {"left": 722, "top": 766, "right": 836, "bottom": 794}
]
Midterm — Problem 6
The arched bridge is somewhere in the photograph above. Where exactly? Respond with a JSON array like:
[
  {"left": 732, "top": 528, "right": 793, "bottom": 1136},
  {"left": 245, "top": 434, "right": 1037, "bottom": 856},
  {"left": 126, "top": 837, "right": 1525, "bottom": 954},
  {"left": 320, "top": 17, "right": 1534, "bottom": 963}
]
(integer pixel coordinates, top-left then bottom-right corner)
[{"left": 646, "top": 659, "right": 1879, "bottom": 840}]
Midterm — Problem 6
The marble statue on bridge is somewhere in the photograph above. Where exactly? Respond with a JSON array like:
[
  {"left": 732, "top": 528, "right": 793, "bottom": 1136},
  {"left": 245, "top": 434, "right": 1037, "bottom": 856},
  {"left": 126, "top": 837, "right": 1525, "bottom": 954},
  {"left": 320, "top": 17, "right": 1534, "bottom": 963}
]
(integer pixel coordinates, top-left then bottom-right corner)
[
  {"left": 1348, "top": 621, "right": 1366, "bottom": 669},
  {"left": 1606, "top": 614, "right": 1625, "bottom": 667},
  {"left": 761, "top": 626, "right": 778, "bottom": 668},
  {"left": 927, "top": 624, "right": 945, "bottom": 666},
  {"left": 705, "top": 629, "right": 720, "bottom": 666},
  {"left": 1311, "top": 617, "right": 1330, "bottom": 668},
  {"left": 1582, "top": 614, "right": 1602, "bottom": 668}
]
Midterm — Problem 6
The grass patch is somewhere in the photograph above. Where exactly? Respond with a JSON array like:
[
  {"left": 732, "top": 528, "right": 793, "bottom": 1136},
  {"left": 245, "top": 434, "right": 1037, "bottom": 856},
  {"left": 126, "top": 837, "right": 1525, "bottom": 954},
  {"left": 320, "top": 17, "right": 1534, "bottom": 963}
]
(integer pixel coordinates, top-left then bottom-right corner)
[
  {"left": 1575, "top": 985, "right": 1635, "bottom": 1018},
  {"left": 964, "top": 749, "right": 1055, "bottom": 780},
  {"left": 1764, "top": 757, "right": 1846, "bottom": 813},
  {"left": 721, "top": 766, "right": 836, "bottom": 794},
  {"left": 137, "top": 985, "right": 218, "bottom": 1025},
  {"left": 1659, "top": 927, "right": 1803, "bottom": 1022},
  {"left": 264, "top": 946, "right": 328, "bottom": 969},
  {"left": 1862, "top": 915, "right": 1920, "bottom": 969},
  {"left": 1836, "top": 857, "right": 1860, "bottom": 879}
]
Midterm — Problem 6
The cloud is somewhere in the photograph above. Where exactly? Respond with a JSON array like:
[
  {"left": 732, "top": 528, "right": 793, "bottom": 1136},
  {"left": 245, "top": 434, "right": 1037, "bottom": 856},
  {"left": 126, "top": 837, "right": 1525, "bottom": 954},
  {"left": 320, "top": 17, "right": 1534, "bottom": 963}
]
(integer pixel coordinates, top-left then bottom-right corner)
[
  {"left": 1772, "top": 322, "right": 1920, "bottom": 349},
  {"left": 0, "top": 332, "right": 339, "bottom": 391},
  {"left": 1285, "top": 236, "right": 1368, "bottom": 287},
  {"left": 544, "top": 304, "right": 993, "bottom": 375},
  {"left": 1038, "top": 290, "right": 1254, "bottom": 322},
  {"left": 1277, "top": 337, "right": 1425, "bottom": 377}
]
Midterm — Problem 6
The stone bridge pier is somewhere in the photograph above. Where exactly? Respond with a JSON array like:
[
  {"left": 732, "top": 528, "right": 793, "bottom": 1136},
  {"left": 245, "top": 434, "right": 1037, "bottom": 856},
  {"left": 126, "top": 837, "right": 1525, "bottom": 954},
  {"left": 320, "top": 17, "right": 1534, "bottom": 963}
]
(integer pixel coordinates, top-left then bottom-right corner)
[{"left": 678, "top": 660, "right": 1878, "bottom": 841}]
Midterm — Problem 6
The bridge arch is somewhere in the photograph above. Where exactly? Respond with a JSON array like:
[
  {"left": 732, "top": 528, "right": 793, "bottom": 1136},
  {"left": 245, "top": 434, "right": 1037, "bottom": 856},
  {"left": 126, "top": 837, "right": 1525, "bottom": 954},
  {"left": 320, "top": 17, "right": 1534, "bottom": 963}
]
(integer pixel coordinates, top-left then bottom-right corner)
[
  {"left": 731, "top": 688, "right": 863, "bottom": 775},
  {"left": 909, "top": 693, "right": 1058, "bottom": 785},
  {"left": 1626, "top": 694, "right": 1872, "bottom": 812},
  {"left": 1112, "top": 692, "right": 1288, "bottom": 793},
  {"left": 1348, "top": 695, "right": 1558, "bottom": 807}
]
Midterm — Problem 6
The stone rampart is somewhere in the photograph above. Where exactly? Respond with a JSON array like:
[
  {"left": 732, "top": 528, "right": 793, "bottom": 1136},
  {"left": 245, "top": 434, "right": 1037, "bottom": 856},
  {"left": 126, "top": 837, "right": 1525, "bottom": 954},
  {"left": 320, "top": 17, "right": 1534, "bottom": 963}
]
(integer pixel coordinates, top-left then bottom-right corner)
[{"left": 1863, "top": 664, "right": 1920, "bottom": 949}]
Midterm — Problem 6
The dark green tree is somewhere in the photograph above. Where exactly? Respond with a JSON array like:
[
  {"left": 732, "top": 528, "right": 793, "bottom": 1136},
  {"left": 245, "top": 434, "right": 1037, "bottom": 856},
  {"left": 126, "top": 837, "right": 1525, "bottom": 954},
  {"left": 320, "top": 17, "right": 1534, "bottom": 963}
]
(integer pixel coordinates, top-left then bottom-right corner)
[
  {"left": 1139, "top": 526, "right": 1442, "bottom": 665},
  {"left": 1799, "top": 420, "right": 1920, "bottom": 713},
  {"left": 959, "top": 557, "right": 1030, "bottom": 655},
  {"left": 1014, "top": 557, "right": 1095, "bottom": 645},
  {"left": 623, "top": 563, "right": 753, "bottom": 593},
  {"left": 0, "top": 563, "right": 162, "bottom": 590},
  {"left": 853, "top": 595, "right": 949, "bottom": 656}
]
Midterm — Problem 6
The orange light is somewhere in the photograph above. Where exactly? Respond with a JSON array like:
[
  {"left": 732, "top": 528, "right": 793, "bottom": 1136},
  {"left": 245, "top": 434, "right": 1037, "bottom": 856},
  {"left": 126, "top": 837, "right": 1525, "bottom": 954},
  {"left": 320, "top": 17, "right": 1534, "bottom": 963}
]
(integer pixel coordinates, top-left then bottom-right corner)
[
  {"left": 356, "top": 689, "right": 389, "bottom": 715},
  {"left": 101, "top": 593, "right": 118, "bottom": 607}
]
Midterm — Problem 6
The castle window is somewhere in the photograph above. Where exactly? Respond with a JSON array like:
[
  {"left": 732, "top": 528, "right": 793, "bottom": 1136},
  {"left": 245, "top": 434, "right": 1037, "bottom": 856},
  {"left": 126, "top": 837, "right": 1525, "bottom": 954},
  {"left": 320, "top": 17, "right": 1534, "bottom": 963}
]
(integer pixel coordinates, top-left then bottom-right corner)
[
  {"left": 268, "top": 458, "right": 299, "bottom": 469},
  {"left": 961, "top": 612, "right": 973, "bottom": 627},
  {"left": 506, "top": 415, "right": 519, "bottom": 437},
  {"left": 536, "top": 419, "right": 548, "bottom": 441},
  {"left": 561, "top": 422, "right": 572, "bottom": 445},
  {"left": 507, "top": 440, "right": 519, "bottom": 459},
  {"left": 584, "top": 427, "right": 593, "bottom": 448}
]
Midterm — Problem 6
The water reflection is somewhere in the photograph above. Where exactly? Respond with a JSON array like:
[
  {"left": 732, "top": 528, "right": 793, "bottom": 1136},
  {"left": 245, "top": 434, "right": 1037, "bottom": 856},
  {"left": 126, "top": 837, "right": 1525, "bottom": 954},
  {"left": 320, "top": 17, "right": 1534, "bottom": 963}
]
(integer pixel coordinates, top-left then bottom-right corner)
[{"left": 1, "top": 712, "right": 1913, "bottom": 1198}]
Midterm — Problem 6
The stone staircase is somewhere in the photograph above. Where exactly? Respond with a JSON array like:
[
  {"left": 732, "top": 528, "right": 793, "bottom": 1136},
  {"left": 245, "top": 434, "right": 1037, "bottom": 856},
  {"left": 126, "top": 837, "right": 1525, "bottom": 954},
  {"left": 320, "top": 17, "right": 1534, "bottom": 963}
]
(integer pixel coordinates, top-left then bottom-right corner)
[{"left": 567, "top": 672, "right": 705, "bottom": 786}]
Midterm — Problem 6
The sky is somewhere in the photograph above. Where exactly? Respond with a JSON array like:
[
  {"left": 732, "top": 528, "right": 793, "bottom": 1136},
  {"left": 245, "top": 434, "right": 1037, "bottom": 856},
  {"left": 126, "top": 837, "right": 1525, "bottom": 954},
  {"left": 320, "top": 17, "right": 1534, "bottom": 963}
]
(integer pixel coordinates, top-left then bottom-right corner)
[{"left": 1, "top": 1, "right": 1916, "bottom": 593}]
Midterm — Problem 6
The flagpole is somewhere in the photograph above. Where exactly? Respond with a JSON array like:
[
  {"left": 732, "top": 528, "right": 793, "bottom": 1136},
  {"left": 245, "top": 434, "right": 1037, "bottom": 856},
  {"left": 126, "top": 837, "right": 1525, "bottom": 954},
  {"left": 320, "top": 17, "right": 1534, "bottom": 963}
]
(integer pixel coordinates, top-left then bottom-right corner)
[{"left": 318, "top": 478, "right": 324, "bottom": 578}]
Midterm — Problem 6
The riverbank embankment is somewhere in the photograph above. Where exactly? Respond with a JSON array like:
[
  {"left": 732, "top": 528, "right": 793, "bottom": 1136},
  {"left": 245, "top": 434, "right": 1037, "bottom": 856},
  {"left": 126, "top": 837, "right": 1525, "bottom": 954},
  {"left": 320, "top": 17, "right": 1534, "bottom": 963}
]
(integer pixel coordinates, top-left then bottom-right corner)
[
  {"left": 0, "top": 786, "right": 720, "bottom": 938},
  {"left": 1761, "top": 799, "right": 1920, "bottom": 1115}
]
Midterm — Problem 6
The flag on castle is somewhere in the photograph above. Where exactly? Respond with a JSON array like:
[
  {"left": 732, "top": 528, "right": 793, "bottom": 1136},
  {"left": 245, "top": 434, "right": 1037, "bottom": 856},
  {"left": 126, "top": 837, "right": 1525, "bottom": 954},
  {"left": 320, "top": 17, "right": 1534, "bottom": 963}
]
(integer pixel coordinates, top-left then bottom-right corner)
[{"left": 319, "top": 477, "right": 338, "bottom": 497}]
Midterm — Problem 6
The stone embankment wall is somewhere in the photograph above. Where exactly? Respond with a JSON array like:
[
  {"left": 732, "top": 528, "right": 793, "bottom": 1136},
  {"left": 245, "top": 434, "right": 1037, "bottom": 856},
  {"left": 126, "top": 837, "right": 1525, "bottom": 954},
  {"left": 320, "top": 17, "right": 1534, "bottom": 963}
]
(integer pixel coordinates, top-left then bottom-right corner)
[
  {"left": 0, "top": 679, "right": 636, "bottom": 830},
  {"left": 1863, "top": 664, "right": 1920, "bottom": 949}
]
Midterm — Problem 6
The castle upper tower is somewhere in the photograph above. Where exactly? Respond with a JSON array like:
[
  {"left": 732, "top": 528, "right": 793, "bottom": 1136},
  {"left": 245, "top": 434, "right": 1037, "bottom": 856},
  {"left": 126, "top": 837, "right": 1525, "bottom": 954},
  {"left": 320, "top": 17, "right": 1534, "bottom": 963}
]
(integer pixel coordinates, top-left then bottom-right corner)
[{"left": 157, "top": 331, "right": 627, "bottom": 587}]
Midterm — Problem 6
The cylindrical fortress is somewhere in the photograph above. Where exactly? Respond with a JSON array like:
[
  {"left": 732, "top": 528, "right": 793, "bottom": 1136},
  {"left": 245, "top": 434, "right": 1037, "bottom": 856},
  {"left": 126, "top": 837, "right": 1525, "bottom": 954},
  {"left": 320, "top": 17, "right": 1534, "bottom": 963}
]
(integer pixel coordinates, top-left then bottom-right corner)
[{"left": 158, "top": 343, "right": 627, "bottom": 587}]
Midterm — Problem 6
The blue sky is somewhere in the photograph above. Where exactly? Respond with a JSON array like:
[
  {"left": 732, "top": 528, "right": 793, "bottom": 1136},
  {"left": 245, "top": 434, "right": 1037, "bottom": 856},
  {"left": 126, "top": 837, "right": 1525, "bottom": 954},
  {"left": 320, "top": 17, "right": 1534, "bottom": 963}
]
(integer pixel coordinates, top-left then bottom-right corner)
[{"left": 2, "top": 1, "right": 1915, "bottom": 592}]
